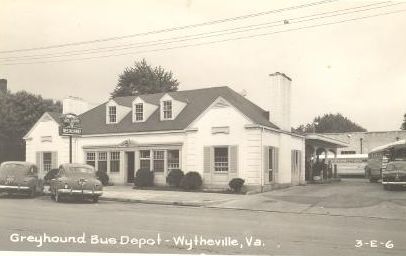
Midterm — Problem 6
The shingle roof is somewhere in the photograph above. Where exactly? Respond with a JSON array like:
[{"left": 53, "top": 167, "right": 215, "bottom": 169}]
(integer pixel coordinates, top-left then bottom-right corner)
[
  {"left": 47, "top": 112, "right": 63, "bottom": 125},
  {"left": 78, "top": 86, "right": 278, "bottom": 135}
]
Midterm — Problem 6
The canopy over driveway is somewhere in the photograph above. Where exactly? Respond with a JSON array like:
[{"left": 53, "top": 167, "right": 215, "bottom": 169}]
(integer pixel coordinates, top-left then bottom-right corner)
[{"left": 305, "top": 134, "right": 348, "bottom": 182}]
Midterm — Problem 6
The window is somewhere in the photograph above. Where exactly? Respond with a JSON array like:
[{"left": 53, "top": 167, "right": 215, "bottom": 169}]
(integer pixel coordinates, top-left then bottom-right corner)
[
  {"left": 110, "top": 151, "right": 120, "bottom": 172},
  {"left": 167, "top": 150, "right": 180, "bottom": 171},
  {"left": 153, "top": 150, "right": 165, "bottom": 172},
  {"left": 134, "top": 103, "right": 143, "bottom": 121},
  {"left": 98, "top": 152, "right": 107, "bottom": 173},
  {"left": 43, "top": 152, "right": 52, "bottom": 172},
  {"left": 139, "top": 150, "right": 151, "bottom": 170},
  {"left": 214, "top": 147, "right": 228, "bottom": 172},
  {"left": 108, "top": 106, "right": 117, "bottom": 123},
  {"left": 162, "top": 100, "right": 172, "bottom": 119},
  {"left": 86, "top": 152, "right": 96, "bottom": 167}
]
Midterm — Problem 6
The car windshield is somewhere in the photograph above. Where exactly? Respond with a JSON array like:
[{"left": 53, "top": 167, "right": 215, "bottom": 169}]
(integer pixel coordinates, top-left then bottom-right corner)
[
  {"left": 67, "top": 166, "right": 95, "bottom": 176},
  {"left": 0, "top": 163, "right": 29, "bottom": 177},
  {"left": 392, "top": 148, "right": 406, "bottom": 161}
]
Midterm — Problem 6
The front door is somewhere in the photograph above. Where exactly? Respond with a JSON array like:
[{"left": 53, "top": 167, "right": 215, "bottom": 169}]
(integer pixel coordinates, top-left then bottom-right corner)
[{"left": 126, "top": 152, "right": 135, "bottom": 183}]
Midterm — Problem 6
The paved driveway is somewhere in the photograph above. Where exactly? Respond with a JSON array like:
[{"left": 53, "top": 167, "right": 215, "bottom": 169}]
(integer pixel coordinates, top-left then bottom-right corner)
[{"left": 214, "top": 179, "right": 406, "bottom": 220}]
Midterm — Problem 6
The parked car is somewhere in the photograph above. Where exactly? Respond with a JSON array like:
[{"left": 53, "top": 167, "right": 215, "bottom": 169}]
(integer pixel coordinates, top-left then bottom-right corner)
[
  {"left": 49, "top": 163, "right": 103, "bottom": 203},
  {"left": 0, "top": 161, "right": 43, "bottom": 197}
]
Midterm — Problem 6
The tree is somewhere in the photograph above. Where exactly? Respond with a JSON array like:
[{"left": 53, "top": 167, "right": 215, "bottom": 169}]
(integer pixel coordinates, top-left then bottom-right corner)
[
  {"left": 0, "top": 90, "right": 62, "bottom": 162},
  {"left": 401, "top": 113, "right": 406, "bottom": 130},
  {"left": 111, "top": 59, "right": 179, "bottom": 97},
  {"left": 293, "top": 113, "right": 367, "bottom": 134}
]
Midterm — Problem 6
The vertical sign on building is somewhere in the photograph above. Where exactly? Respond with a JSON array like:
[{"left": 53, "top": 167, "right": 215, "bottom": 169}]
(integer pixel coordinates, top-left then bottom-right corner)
[{"left": 59, "top": 113, "right": 82, "bottom": 163}]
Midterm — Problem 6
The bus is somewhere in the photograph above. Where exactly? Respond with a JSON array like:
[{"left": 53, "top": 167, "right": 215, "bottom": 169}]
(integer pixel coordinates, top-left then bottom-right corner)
[
  {"left": 367, "top": 140, "right": 406, "bottom": 190},
  {"left": 318, "top": 154, "right": 368, "bottom": 177},
  {"left": 366, "top": 146, "right": 389, "bottom": 182}
]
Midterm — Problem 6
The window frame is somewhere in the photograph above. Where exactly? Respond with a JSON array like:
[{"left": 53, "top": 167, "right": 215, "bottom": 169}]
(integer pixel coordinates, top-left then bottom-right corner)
[
  {"left": 110, "top": 151, "right": 120, "bottom": 173},
  {"left": 167, "top": 150, "right": 180, "bottom": 171},
  {"left": 214, "top": 147, "right": 229, "bottom": 173},
  {"left": 43, "top": 152, "right": 52, "bottom": 173},
  {"left": 134, "top": 103, "right": 144, "bottom": 122},
  {"left": 162, "top": 100, "right": 173, "bottom": 120},
  {"left": 108, "top": 106, "right": 117, "bottom": 123},
  {"left": 153, "top": 150, "right": 165, "bottom": 173},
  {"left": 86, "top": 152, "right": 96, "bottom": 167},
  {"left": 139, "top": 150, "right": 151, "bottom": 170}
]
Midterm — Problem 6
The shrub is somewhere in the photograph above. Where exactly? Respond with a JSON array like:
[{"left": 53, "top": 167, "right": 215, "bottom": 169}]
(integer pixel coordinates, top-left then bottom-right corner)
[
  {"left": 44, "top": 169, "right": 58, "bottom": 184},
  {"left": 134, "top": 169, "right": 154, "bottom": 187},
  {"left": 166, "top": 169, "right": 184, "bottom": 187},
  {"left": 96, "top": 170, "right": 109, "bottom": 186},
  {"left": 229, "top": 178, "right": 245, "bottom": 193},
  {"left": 180, "top": 171, "right": 202, "bottom": 190}
]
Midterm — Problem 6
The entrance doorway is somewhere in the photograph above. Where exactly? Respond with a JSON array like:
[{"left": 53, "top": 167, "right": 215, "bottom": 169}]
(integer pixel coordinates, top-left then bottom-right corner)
[{"left": 126, "top": 152, "right": 135, "bottom": 183}]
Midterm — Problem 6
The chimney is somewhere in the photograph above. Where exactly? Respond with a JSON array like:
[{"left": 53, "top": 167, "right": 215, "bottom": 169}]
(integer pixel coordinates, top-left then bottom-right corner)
[
  {"left": 63, "top": 96, "right": 91, "bottom": 115},
  {"left": 268, "top": 72, "right": 292, "bottom": 131},
  {"left": 0, "top": 79, "right": 7, "bottom": 94}
]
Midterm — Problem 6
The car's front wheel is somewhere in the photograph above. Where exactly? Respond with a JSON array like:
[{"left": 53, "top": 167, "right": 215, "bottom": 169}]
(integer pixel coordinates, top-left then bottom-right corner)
[{"left": 92, "top": 196, "right": 99, "bottom": 203}]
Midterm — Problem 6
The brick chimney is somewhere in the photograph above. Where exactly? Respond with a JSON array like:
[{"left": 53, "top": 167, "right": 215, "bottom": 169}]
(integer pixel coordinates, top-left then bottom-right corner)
[
  {"left": 0, "top": 79, "right": 7, "bottom": 94},
  {"left": 268, "top": 72, "right": 292, "bottom": 131}
]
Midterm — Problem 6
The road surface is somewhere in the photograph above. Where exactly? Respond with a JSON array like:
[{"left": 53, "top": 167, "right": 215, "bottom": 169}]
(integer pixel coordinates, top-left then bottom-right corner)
[{"left": 0, "top": 179, "right": 405, "bottom": 255}]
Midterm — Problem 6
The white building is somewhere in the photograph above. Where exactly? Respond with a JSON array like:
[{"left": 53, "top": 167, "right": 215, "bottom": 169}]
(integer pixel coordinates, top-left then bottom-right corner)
[{"left": 24, "top": 72, "right": 305, "bottom": 190}]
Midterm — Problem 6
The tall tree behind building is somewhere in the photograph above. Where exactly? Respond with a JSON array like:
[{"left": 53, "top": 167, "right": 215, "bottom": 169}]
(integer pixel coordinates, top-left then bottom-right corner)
[
  {"left": 401, "top": 113, "right": 406, "bottom": 130},
  {"left": 111, "top": 59, "right": 179, "bottom": 97},
  {"left": 293, "top": 113, "right": 367, "bottom": 134},
  {"left": 0, "top": 90, "right": 62, "bottom": 162}
]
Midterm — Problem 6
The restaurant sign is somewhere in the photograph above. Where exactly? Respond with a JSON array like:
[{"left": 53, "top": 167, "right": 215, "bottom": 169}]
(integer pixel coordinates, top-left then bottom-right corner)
[{"left": 59, "top": 113, "right": 82, "bottom": 136}]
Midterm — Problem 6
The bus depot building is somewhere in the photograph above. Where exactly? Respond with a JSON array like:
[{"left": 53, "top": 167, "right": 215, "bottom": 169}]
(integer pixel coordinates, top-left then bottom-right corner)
[{"left": 24, "top": 73, "right": 307, "bottom": 190}]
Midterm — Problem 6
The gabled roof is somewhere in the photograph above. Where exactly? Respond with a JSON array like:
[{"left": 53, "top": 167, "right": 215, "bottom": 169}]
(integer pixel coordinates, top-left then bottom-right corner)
[
  {"left": 23, "top": 111, "right": 63, "bottom": 139},
  {"left": 47, "top": 112, "right": 63, "bottom": 125},
  {"left": 78, "top": 86, "right": 278, "bottom": 135}
]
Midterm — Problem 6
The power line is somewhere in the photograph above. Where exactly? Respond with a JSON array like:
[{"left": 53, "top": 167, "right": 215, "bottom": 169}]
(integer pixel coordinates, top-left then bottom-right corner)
[
  {"left": 0, "top": 1, "right": 393, "bottom": 61},
  {"left": 2, "top": 1, "right": 397, "bottom": 62},
  {"left": 0, "top": 0, "right": 338, "bottom": 54},
  {"left": 2, "top": 8, "right": 405, "bottom": 66}
]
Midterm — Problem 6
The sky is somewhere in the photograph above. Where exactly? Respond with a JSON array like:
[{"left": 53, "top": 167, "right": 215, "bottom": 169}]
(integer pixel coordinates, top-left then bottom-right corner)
[{"left": 1, "top": 0, "right": 405, "bottom": 131}]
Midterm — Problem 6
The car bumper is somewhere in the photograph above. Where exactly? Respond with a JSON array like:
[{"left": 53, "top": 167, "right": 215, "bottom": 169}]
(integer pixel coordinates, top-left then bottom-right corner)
[
  {"left": 0, "top": 185, "right": 31, "bottom": 191},
  {"left": 382, "top": 181, "right": 406, "bottom": 185},
  {"left": 57, "top": 189, "right": 103, "bottom": 196}
]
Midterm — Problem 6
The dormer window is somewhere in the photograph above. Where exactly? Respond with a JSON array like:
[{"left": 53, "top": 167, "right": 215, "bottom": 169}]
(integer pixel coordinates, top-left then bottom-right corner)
[
  {"left": 108, "top": 106, "right": 117, "bottom": 123},
  {"left": 134, "top": 103, "right": 143, "bottom": 121},
  {"left": 162, "top": 100, "right": 172, "bottom": 120}
]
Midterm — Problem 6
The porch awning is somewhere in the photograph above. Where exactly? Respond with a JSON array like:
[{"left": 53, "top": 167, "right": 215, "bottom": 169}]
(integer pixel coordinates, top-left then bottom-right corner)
[{"left": 305, "top": 134, "right": 348, "bottom": 149}]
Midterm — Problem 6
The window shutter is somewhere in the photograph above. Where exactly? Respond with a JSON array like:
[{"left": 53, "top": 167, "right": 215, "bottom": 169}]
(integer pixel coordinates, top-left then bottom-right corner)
[
  {"left": 298, "top": 151, "right": 302, "bottom": 173},
  {"left": 203, "top": 147, "right": 211, "bottom": 173},
  {"left": 263, "top": 146, "right": 269, "bottom": 174},
  {"left": 36, "top": 152, "right": 41, "bottom": 170},
  {"left": 51, "top": 151, "right": 58, "bottom": 169},
  {"left": 229, "top": 146, "right": 238, "bottom": 173},
  {"left": 274, "top": 148, "right": 279, "bottom": 173}
]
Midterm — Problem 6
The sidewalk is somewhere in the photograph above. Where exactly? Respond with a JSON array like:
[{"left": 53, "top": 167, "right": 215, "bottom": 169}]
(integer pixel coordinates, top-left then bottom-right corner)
[
  {"left": 101, "top": 185, "right": 244, "bottom": 207},
  {"left": 100, "top": 182, "right": 406, "bottom": 220}
]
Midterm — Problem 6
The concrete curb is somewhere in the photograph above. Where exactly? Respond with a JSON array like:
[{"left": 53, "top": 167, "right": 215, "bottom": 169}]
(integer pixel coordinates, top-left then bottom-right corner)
[{"left": 100, "top": 196, "right": 204, "bottom": 207}]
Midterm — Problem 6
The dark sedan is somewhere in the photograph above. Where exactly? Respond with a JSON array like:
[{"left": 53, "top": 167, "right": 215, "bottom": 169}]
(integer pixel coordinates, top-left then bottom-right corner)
[
  {"left": 0, "top": 161, "right": 42, "bottom": 197},
  {"left": 49, "top": 163, "right": 103, "bottom": 203},
  {"left": 382, "top": 161, "right": 406, "bottom": 190}
]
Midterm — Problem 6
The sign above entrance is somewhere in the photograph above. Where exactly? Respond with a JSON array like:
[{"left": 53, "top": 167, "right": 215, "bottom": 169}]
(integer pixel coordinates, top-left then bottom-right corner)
[{"left": 59, "top": 113, "right": 82, "bottom": 136}]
